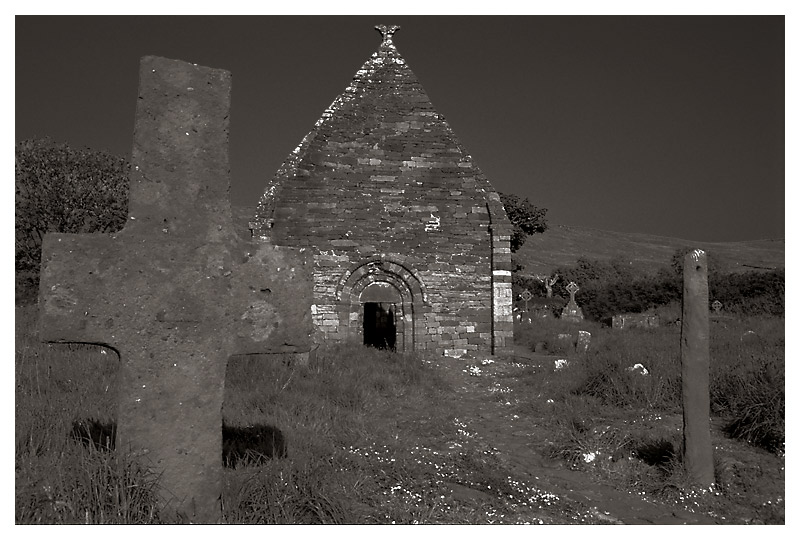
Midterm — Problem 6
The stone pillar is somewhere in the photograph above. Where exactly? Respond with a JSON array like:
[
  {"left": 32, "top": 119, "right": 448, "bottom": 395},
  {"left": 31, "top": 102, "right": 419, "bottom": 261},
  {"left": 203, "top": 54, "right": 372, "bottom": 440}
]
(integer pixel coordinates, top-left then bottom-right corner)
[
  {"left": 680, "top": 249, "right": 715, "bottom": 486},
  {"left": 488, "top": 196, "right": 514, "bottom": 354},
  {"left": 490, "top": 234, "right": 513, "bottom": 352}
]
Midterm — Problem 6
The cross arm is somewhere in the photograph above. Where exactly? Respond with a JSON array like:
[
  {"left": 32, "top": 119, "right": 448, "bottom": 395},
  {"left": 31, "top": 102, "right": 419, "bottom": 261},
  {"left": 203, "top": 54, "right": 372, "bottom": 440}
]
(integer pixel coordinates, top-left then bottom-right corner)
[{"left": 39, "top": 232, "right": 128, "bottom": 346}]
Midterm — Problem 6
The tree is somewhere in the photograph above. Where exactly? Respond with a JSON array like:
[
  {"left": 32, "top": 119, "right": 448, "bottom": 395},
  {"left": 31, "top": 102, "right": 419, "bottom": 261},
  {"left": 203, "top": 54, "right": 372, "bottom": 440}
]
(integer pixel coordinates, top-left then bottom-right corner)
[
  {"left": 15, "top": 138, "right": 129, "bottom": 304},
  {"left": 498, "top": 192, "right": 548, "bottom": 252}
]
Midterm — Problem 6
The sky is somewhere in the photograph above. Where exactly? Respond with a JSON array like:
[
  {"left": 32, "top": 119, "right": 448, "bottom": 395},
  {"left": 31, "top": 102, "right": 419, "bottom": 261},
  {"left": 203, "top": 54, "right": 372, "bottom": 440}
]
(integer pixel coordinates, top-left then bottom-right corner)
[{"left": 14, "top": 11, "right": 786, "bottom": 243}]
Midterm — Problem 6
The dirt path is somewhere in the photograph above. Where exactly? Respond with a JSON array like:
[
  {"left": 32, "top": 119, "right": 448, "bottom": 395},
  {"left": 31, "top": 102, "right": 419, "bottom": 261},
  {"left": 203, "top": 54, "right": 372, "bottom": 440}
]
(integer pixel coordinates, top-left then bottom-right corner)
[{"left": 425, "top": 347, "right": 720, "bottom": 525}]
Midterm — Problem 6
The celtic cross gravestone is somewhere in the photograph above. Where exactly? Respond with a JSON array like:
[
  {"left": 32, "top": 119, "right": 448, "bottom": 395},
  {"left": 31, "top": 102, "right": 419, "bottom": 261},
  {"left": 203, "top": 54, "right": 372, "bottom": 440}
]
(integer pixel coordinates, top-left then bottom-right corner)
[
  {"left": 38, "top": 56, "right": 312, "bottom": 522},
  {"left": 565, "top": 281, "right": 579, "bottom": 303},
  {"left": 519, "top": 289, "right": 533, "bottom": 311},
  {"left": 561, "top": 281, "right": 584, "bottom": 322}
]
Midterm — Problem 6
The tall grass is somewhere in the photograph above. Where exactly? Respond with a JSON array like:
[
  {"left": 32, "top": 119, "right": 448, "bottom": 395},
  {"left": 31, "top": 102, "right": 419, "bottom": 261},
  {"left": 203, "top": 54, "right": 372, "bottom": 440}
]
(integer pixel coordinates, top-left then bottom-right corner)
[
  {"left": 15, "top": 306, "right": 163, "bottom": 523},
  {"left": 21, "top": 304, "right": 535, "bottom": 524},
  {"left": 222, "top": 343, "right": 589, "bottom": 524},
  {"left": 511, "top": 313, "right": 785, "bottom": 454},
  {"left": 708, "top": 317, "right": 785, "bottom": 453},
  {"left": 220, "top": 343, "right": 457, "bottom": 523},
  {"left": 17, "top": 302, "right": 783, "bottom": 524},
  {"left": 509, "top": 313, "right": 783, "bottom": 524}
]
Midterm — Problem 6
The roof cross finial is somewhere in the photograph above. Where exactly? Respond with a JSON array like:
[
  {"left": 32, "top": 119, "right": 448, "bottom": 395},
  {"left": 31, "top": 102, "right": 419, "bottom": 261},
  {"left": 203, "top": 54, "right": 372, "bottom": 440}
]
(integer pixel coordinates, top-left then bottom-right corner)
[{"left": 375, "top": 24, "right": 400, "bottom": 45}]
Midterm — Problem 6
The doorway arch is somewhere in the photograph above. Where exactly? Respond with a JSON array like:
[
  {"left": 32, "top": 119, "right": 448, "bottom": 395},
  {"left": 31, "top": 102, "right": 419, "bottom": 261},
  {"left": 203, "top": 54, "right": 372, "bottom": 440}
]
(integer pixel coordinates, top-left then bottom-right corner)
[
  {"left": 360, "top": 282, "right": 401, "bottom": 350},
  {"left": 336, "top": 257, "right": 426, "bottom": 352}
]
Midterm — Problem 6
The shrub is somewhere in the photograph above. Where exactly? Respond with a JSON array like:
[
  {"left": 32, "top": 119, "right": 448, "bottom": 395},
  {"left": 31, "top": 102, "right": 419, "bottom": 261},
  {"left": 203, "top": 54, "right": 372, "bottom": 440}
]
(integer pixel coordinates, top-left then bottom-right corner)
[
  {"left": 15, "top": 138, "right": 129, "bottom": 304},
  {"left": 710, "top": 270, "right": 784, "bottom": 317},
  {"left": 545, "top": 257, "right": 783, "bottom": 321},
  {"left": 498, "top": 193, "right": 548, "bottom": 252}
]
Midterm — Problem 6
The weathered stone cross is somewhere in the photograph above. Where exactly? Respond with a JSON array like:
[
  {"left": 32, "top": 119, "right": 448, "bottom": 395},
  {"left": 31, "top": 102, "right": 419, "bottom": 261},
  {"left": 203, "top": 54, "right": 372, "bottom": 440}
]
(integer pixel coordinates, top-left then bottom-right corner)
[
  {"left": 375, "top": 24, "right": 401, "bottom": 45},
  {"left": 565, "top": 281, "right": 580, "bottom": 304},
  {"left": 519, "top": 289, "right": 533, "bottom": 311},
  {"left": 39, "top": 56, "right": 312, "bottom": 523}
]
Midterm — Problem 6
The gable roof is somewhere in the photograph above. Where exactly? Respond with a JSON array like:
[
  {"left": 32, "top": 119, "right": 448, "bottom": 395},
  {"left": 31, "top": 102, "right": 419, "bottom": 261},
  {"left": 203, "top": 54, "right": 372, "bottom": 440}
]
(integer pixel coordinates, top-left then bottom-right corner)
[{"left": 251, "top": 25, "right": 509, "bottom": 238}]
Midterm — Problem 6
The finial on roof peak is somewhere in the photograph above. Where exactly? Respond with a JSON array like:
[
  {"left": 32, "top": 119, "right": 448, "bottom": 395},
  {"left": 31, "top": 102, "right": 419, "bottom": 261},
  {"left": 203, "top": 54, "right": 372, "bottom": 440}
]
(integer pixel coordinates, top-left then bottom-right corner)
[{"left": 375, "top": 24, "right": 400, "bottom": 45}]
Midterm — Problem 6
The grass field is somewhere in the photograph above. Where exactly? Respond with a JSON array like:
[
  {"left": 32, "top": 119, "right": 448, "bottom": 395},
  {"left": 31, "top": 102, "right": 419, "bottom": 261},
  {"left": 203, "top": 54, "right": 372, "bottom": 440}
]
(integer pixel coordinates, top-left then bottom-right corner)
[{"left": 15, "top": 303, "right": 784, "bottom": 524}]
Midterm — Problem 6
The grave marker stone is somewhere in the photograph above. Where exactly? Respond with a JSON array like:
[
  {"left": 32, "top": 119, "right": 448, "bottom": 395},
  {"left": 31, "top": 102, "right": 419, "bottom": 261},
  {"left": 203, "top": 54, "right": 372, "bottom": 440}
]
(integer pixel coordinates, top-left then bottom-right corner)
[
  {"left": 38, "top": 56, "right": 313, "bottom": 523},
  {"left": 576, "top": 330, "right": 591, "bottom": 353},
  {"left": 560, "top": 281, "right": 584, "bottom": 322},
  {"left": 520, "top": 289, "right": 533, "bottom": 311},
  {"left": 612, "top": 313, "right": 660, "bottom": 330}
]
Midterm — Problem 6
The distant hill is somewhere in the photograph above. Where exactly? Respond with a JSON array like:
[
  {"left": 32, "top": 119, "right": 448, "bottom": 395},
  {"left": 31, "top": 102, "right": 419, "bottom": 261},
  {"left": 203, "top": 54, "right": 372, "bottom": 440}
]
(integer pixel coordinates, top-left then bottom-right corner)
[
  {"left": 514, "top": 224, "right": 784, "bottom": 277},
  {"left": 231, "top": 206, "right": 784, "bottom": 277}
]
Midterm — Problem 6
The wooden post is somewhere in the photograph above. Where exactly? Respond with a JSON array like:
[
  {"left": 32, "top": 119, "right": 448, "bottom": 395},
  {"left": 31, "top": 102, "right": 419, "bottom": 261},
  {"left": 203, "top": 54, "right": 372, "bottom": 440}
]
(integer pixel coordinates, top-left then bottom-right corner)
[{"left": 680, "top": 249, "right": 715, "bottom": 486}]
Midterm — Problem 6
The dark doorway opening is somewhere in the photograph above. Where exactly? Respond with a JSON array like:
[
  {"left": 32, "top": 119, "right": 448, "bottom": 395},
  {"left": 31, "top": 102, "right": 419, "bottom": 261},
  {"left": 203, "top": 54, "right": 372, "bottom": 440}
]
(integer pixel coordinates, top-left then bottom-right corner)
[{"left": 363, "top": 302, "right": 396, "bottom": 350}]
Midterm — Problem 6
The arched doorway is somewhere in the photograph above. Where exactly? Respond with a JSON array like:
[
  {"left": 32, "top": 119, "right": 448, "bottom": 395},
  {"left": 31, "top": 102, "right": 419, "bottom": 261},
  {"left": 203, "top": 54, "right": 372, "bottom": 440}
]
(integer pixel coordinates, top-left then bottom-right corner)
[
  {"left": 336, "top": 257, "right": 427, "bottom": 352},
  {"left": 360, "top": 282, "right": 401, "bottom": 350}
]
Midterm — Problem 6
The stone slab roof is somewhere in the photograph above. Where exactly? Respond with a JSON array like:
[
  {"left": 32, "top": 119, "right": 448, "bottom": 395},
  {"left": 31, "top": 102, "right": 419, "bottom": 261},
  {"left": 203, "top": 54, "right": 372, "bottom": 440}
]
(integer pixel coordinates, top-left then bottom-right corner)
[{"left": 251, "top": 25, "right": 510, "bottom": 238}]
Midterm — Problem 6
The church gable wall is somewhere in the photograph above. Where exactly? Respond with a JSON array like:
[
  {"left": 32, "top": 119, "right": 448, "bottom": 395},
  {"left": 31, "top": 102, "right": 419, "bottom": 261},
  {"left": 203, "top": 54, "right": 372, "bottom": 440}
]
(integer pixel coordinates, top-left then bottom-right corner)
[{"left": 254, "top": 26, "right": 513, "bottom": 357}]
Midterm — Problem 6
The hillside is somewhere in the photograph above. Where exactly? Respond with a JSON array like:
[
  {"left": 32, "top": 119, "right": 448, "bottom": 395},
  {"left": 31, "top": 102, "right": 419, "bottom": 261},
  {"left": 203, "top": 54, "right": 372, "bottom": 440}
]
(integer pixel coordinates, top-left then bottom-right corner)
[
  {"left": 231, "top": 206, "right": 784, "bottom": 277},
  {"left": 514, "top": 224, "right": 784, "bottom": 277}
]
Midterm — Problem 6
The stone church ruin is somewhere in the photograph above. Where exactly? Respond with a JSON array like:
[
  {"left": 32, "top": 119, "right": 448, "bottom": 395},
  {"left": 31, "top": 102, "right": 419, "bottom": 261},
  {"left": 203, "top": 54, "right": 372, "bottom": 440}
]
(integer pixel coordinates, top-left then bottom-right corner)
[{"left": 250, "top": 25, "right": 514, "bottom": 357}]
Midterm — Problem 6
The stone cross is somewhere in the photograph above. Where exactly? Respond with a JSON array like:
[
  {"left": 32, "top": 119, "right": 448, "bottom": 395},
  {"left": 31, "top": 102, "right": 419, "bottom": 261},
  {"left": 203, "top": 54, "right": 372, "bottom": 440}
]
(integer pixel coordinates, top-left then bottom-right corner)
[
  {"left": 680, "top": 249, "right": 715, "bottom": 486},
  {"left": 711, "top": 300, "right": 722, "bottom": 315},
  {"left": 520, "top": 289, "right": 533, "bottom": 311},
  {"left": 375, "top": 24, "right": 401, "bottom": 45},
  {"left": 565, "top": 281, "right": 580, "bottom": 304},
  {"left": 38, "top": 56, "right": 311, "bottom": 523}
]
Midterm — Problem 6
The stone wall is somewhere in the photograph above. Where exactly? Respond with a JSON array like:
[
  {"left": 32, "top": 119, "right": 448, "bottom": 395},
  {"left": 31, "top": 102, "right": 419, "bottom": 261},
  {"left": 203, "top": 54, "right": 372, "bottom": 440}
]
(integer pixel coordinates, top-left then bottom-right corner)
[{"left": 612, "top": 313, "right": 660, "bottom": 330}]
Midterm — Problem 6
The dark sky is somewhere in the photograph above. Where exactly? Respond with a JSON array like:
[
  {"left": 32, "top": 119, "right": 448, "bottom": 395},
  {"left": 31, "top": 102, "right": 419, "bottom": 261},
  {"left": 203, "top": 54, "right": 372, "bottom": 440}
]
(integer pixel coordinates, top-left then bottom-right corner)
[{"left": 15, "top": 15, "right": 785, "bottom": 242}]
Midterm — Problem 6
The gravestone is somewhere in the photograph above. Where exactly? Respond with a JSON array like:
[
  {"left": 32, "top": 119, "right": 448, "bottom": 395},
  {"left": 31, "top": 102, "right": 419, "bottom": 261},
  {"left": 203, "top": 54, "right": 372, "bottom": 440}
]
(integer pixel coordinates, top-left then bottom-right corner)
[
  {"left": 576, "top": 330, "right": 591, "bottom": 353},
  {"left": 560, "top": 281, "right": 584, "bottom": 322},
  {"left": 38, "top": 56, "right": 313, "bottom": 523},
  {"left": 680, "top": 249, "right": 714, "bottom": 486},
  {"left": 612, "top": 313, "right": 660, "bottom": 330},
  {"left": 519, "top": 289, "right": 533, "bottom": 311}
]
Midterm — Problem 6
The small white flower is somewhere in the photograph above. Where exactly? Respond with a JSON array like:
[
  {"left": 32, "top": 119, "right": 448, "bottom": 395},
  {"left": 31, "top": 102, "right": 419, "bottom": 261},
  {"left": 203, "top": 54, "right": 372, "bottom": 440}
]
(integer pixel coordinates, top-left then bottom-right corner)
[
  {"left": 465, "top": 366, "right": 482, "bottom": 376},
  {"left": 627, "top": 363, "right": 649, "bottom": 375},
  {"left": 583, "top": 452, "right": 596, "bottom": 463},
  {"left": 554, "top": 359, "right": 568, "bottom": 369}
]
